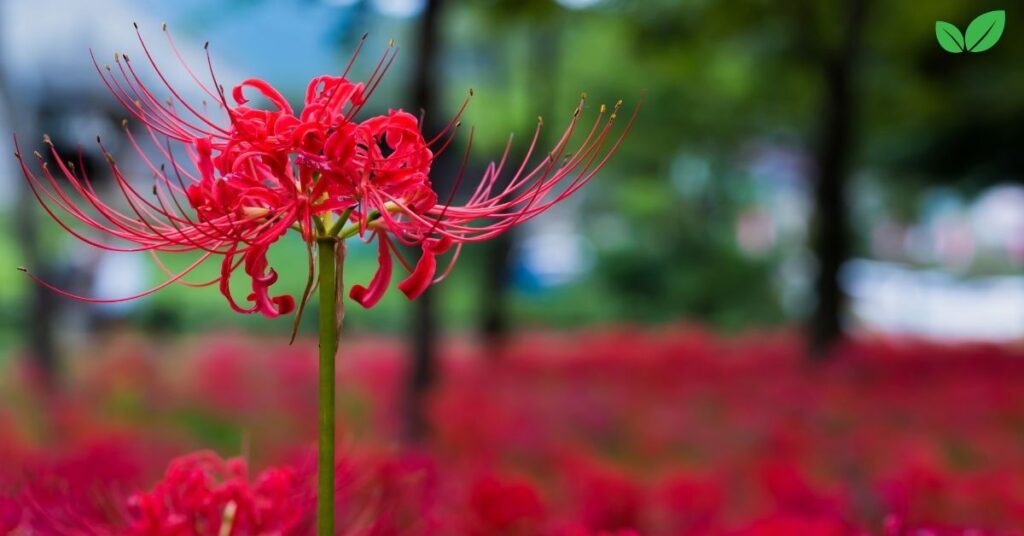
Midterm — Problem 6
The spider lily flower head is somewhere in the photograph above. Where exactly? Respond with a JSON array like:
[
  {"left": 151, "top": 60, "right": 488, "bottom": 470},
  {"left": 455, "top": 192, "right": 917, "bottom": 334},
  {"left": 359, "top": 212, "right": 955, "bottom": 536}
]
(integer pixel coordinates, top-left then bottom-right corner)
[
  {"left": 344, "top": 97, "right": 636, "bottom": 308},
  {"left": 16, "top": 25, "right": 637, "bottom": 319}
]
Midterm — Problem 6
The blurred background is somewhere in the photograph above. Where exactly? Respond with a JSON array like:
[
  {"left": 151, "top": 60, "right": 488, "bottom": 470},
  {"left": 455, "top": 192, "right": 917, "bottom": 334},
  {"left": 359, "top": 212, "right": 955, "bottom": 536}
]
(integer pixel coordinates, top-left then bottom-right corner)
[{"left": 1, "top": 0, "right": 1024, "bottom": 533}]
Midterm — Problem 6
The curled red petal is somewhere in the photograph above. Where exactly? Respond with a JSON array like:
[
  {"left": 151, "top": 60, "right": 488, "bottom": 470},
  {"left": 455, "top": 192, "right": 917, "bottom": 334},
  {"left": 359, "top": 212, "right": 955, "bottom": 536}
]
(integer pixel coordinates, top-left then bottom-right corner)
[
  {"left": 195, "top": 137, "right": 215, "bottom": 182},
  {"left": 426, "top": 235, "right": 452, "bottom": 255},
  {"left": 349, "top": 233, "right": 393, "bottom": 308},
  {"left": 219, "top": 248, "right": 254, "bottom": 314},
  {"left": 232, "top": 78, "right": 293, "bottom": 114},
  {"left": 244, "top": 244, "right": 295, "bottom": 317},
  {"left": 398, "top": 246, "right": 437, "bottom": 300}
]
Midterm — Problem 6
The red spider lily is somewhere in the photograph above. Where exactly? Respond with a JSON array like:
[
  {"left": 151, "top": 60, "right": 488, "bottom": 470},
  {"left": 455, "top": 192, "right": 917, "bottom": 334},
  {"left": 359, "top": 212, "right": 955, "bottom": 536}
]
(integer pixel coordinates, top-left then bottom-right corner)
[
  {"left": 125, "top": 451, "right": 312, "bottom": 535},
  {"left": 16, "top": 25, "right": 636, "bottom": 317}
]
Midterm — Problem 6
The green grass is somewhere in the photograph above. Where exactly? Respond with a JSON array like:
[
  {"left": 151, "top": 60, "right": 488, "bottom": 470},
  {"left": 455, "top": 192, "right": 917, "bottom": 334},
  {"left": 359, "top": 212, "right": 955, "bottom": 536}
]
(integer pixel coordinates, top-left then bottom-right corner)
[{"left": 0, "top": 221, "right": 618, "bottom": 355}]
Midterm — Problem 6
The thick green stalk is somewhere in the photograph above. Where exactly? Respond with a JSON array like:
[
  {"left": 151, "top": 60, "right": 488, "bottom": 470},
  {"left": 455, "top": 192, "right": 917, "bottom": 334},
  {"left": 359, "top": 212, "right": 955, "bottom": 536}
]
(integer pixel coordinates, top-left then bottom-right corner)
[{"left": 316, "top": 238, "right": 340, "bottom": 536}]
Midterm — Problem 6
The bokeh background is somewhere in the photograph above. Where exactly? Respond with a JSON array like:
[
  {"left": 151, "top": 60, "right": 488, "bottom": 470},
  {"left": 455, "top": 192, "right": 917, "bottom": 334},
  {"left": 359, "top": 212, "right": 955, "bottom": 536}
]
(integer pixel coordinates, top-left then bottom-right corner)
[{"left": 1, "top": 0, "right": 1024, "bottom": 534}]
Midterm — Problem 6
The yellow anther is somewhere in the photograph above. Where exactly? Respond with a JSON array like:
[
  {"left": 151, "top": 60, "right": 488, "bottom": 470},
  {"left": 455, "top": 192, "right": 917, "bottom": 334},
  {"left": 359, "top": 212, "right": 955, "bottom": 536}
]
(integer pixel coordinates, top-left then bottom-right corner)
[{"left": 242, "top": 207, "right": 271, "bottom": 218}]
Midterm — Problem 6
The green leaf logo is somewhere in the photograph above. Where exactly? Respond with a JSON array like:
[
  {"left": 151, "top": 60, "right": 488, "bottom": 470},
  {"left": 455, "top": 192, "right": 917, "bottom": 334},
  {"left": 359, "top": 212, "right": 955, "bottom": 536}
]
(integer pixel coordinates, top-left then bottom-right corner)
[
  {"left": 936, "top": 21, "right": 966, "bottom": 52},
  {"left": 936, "top": 10, "right": 1006, "bottom": 53},
  {"left": 965, "top": 10, "right": 1006, "bottom": 52}
]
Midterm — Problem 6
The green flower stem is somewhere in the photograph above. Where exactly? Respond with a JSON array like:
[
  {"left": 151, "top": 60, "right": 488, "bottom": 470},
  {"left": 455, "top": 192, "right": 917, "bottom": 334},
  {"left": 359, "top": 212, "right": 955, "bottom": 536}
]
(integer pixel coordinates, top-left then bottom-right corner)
[
  {"left": 335, "top": 203, "right": 406, "bottom": 240},
  {"left": 337, "top": 218, "right": 373, "bottom": 241},
  {"left": 326, "top": 208, "right": 354, "bottom": 237},
  {"left": 316, "top": 237, "right": 340, "bottom": 536}
]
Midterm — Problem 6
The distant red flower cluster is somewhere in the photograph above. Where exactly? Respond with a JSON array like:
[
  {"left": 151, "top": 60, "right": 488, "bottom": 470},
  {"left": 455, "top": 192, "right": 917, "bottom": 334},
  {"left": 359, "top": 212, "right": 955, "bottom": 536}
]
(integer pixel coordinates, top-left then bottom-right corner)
[
  {"left": 125, "top": 452, "right": 310, "bottom": 535},
  {"left": 17, "top": 26, "right": 634, "bottom": 317},
  {"left": 2, "top": 329, "right": 1024, "bottom": 534},
  {"left": 123, "top": 452, "right": 653, "bottom": 536}
]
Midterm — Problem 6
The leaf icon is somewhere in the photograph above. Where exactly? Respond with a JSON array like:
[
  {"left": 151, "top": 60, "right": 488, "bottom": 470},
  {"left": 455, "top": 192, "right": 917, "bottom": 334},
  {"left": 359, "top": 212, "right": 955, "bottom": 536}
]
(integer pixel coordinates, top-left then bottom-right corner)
[
  {"left": 935, "top": 21, "right": 966, "bottom": 52},
  {"left": 965, "top": 10, "right": 1006, "bottom": 52}
]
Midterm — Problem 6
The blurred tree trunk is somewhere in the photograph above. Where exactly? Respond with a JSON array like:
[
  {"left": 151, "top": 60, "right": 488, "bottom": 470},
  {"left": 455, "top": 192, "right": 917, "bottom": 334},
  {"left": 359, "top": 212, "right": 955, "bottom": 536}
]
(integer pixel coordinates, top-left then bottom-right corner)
[
  {"left": 479, "top": 20, "right": 562, "bottom": 354},
  {"left": 405, "top": 0, "right": 445, "bottom": 444},
  {"left": 479, "top": 236, "right": 512, "bottom": 348},
  {"left": 0, "top": 5, "right": 60, "bottom": 390},
  {"left": 15, "top": 158, "right": 59, "bottom": 392},
  {"left": 808, "top": 0, "right": 869, "bottom": 357}
]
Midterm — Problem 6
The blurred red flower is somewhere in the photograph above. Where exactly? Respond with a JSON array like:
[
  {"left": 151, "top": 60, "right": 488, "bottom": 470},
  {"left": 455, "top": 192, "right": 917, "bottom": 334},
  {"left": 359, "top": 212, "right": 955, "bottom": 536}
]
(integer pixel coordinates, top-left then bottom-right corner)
[
  {"left": 0, "top": 496, "right": 20, "bottom": 535},
  {"left": 465, "top": 472, "right": 546, "bottom": 535},
  {"left": 125, "top": 451, "right": 312, "bottom": 535}
]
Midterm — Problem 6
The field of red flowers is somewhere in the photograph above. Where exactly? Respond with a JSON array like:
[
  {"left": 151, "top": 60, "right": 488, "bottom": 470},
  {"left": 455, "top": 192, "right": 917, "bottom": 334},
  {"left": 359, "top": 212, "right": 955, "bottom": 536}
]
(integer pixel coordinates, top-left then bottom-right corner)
[{"left": 2, "top": 327, "right": 1024, "bottom": 535}]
